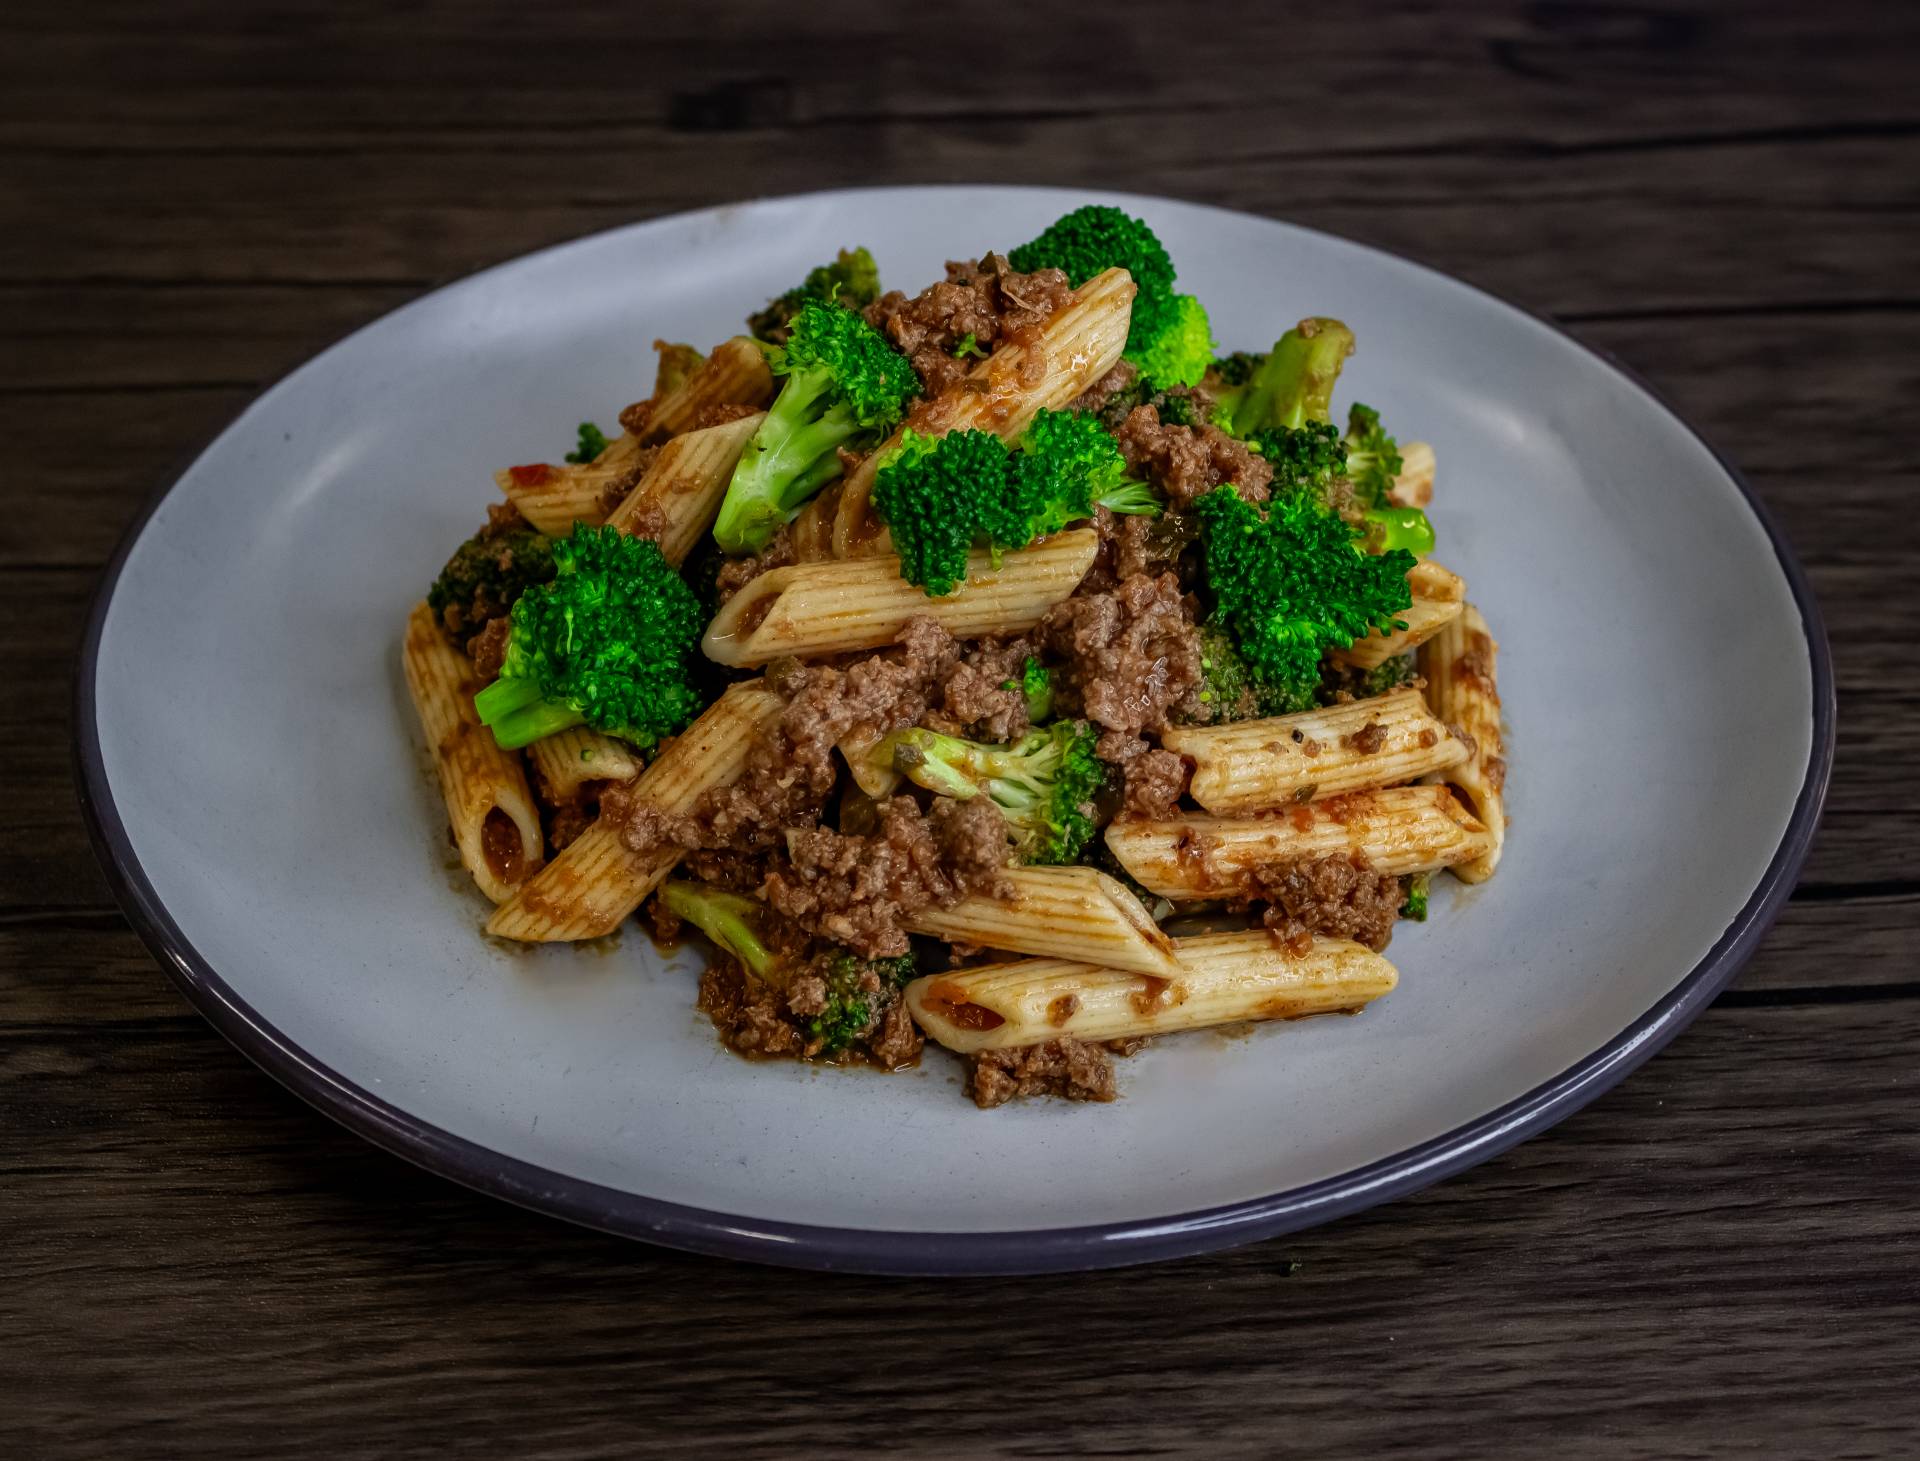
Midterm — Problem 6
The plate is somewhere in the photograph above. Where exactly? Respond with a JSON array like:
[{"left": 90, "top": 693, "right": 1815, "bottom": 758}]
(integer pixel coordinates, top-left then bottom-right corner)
[{"left": 76, "top": 186, "right": 1833, "bottom": 1274}]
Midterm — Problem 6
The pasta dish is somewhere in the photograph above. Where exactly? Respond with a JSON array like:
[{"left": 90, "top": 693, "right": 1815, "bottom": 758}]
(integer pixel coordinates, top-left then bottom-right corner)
[{"left": 402, "top": 205, "right": 1506, "bottom": 1108}]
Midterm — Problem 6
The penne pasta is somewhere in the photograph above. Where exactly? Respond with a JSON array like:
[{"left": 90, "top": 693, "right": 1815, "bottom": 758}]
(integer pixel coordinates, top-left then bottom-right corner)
[
  {"left": 496, "top": 431, "right": 648, "bottom": 536},
  {"left": 1103, "top": 786, "right": 1494, "bottom": 901},
  {"left": 631, "top": 336, "right": 774, "bottom": 445},
  {"left": 702, "top": 528, "right": 1098, "bottom": 668},
  {"left": 830, "top": 268, "right": 1136, "bottom": 557},
  {"left": 907, "top": 866, "right": 1181, "bottom": 978},
  {"left": 401, "top": 602, "right": 545, "bottom": 904},
  {"left": 524, "top": 726, "right": 645, "bottom": 803},
  {"left": 1389, "top": 440, "right": 1435, "bottom": 508},
  {"left": 906, "top": 931, "right": 1397, "bottom": 1053},
  {"left": 605, "top": 411, "right": 764, "bottom": 566},
  {"left": 1332, "top": 559, "right": 1466, "bottom": 669},
  {"left": 1161, "top": 687, "right": 1470, "bottom": 816},
  {"left": 1419, "top": 602, "right": 1506, "bottom": 883},
  {"left": 486, "top": 682, "right": 784, "bottom": 941}
]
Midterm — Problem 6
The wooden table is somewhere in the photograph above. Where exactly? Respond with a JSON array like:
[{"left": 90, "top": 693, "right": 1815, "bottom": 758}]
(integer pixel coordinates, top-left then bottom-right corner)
[{"left": 7, "top": 3, "right": 1917, "bottom": 1454}]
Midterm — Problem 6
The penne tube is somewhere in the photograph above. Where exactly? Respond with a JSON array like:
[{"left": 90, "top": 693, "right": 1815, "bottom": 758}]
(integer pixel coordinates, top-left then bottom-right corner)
[
  {"left": 906, "top": 866, "right": 1181, "bottom": 978},
  {"left": 1389, "top": 440, "right": 1435, "bottom": 508},
  {"left": 786, "top": 482, "right": 842, "bottom": 563},
  {"left": 401, "top": 602, "right": 545, "bottom": 904},
  {"left": 1103, "top": 787, "right": 1494, "bottom": 901},
  {"left": 1162, "top": 687, "right": 1469, "bottom": 816},
  {"left": 605, "top": 411, "right": 764, "bottom": 566},
  {"left": 524, "top": 726, "right": 645, "bottom": 803},
  {"left": 1419, "top": 601, "right": 1506, "bottom": 883},
  {"left": 486, "top": 682, "right": 784, "bottom": 941},
  {"left": 1333, "top": 559, "right": 1465, "bottom": 669},
  {"left": 496, "top": 431, "right": 648, "bottom": 536},
  {"left": 831, "top": 268, "right": 1135, "bottom": 557},
  {"left": 632, "top": 336, "right": 774, "bottom": 445},
  {"left": 906, "top": 931, "right": 1397, "bottom": 1054},
  {"left": 702, "top": 528, "right": 1097, "bottom": 668}
]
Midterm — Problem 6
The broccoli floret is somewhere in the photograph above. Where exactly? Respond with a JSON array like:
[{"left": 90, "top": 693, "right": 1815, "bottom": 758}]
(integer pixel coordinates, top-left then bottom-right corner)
[
  {"left": 472, "top": 523, "right": 707, "bottom": 749},
  {"left": 715, "top": 301, "right": 920, "bottom": 553},
  {"left": 878, "top": 720, "right": 1105, "bottom": 865},
  {"left": 806, "top": 949, "right": 919, "bottom": 1054},
  {"left": 1342, "top": 404, "right": 1402, "bottom": 504},
  {"left": 1089, "top": 374, "right": 1209, "bottom": 432},
  {"left": 1190, "top": 625, "right": 1305, "bottom": 722},
  {"left": 1218, "top": 317, "right": 1355, "bottom": 436},
  {"left": 1194, "top": 486, "right": 1417, "bottom": 713},
  {"left": 1007, "top": 205, "right": 1212, "bottom": 386},
  {"left": 995, "top": 409, "right": 1158, "bottom": 546},
  {"left": 1246, "top": 404, "right": 1432, "bottom": 554},
  {"left": 564, "top": 421, "right": 610, "bottom": 464},
  {"left": 426, "top": 523, "right": 555, "bottom": 635},
  {"left": 660, "top": 880, "right": 789, "bottom": 981},
  {"left": 1400, "top": 873, "right": 1430, "bottom": 922},
  {"left": 747, "top": 246, "right": 883, "bottom": 344},
  {"left": 952, "top": 332, "right": 987, "bottom": 360},
  {"left": 1208, "top": 351, "right": 1266, "bottom": 388},
  {"left": 1003, "top": 655, "right": 1053, "bottom": 723}
]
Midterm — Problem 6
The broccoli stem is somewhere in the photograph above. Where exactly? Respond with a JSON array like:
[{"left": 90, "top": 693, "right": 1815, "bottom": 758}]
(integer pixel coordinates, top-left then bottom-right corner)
[
  {"left": 1364, "top": 505, "right": 1436, "bottom": 555},
  {"left": 1237, "top": 318, "right": 1355, "bottom": 432},
  {"left": 716, "top": 372, "right": 863, "bottom": 553},
  {"left": 660, "top": 881, "right": 784, "bottom": 981},
  {"left": 472, "top": 684, "right": 586, "bottom": 750}
]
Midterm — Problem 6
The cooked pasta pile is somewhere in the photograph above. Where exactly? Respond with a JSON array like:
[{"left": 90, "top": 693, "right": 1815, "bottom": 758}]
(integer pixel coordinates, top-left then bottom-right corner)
[{"left": 404, "top": 206, "right": 1505, "bottom": 1108}]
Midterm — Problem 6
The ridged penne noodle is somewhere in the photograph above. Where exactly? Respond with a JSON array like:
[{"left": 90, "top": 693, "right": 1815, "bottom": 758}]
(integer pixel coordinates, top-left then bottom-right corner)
[
  {"left": 1103, "top": 786, "right": 1494, "bottom": 900},
  {"left": 702, "top": 528, "right": 1098, "bottom": 668},
  {"left": 605, "top": 411, "right": 764, "bottom": 566},
  {"left": 906, "top": 866, "right": 1181, "bottom": 978},
  {"left": 524, "top": 726, "right": 645, "bottom": 802},
  {"left": 632, "top": 336, "right": 774, "bottom": 445},
  {"left": 787, "top": 482, "right": 842, "bottom": 563},
  {"left": 486, "top": 682, "right": 784, "bottom": 941},
  {"left": 401, "top": 602, "right": 545, "bottom": 904},
  {"left": 1390, "top": 440, "right": 1435, "bottom": 508},
  {"left": 1332, "top": 559, "right": 1465, "bottom": 669},
  {"left": 496, "top": 431, "right": 648, "bottom": 536},
  {"left": 1419, "top": 602, "right": 1505, "bottom": 884},
  {"left": 906, "top": 931, "right": 1397, "bottom": 1054},
  {"left": 830, "top": 268, "right": 1136, "bottom": 557},
  {"left": 1161, "top": 687, "right": 1469, "bottom": 816}
]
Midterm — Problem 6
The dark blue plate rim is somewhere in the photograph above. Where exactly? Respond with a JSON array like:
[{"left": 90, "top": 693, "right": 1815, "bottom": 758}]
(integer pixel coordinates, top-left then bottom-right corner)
[{"left": 72, "top": 188, "right": 1836, "bottom": 1275}]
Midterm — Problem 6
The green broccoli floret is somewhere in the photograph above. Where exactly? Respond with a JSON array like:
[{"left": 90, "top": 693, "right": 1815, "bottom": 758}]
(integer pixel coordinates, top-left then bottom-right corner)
[
  {"left": 1194, "top": 486, "right": 1417, "bottom": 714},
  {"left": 1342, "top": 404, "right": 1402, "bottom": 504},
  {"left": 660, "top": 880, "right": 789, "bottom": 981},
  {"left": 472, "top": 523, "right": 707, "bottom": 749},
  {"left": 1217, "top": 317, "right": 1355, "bottom": 437},
  {"left": 1208, "top": 351, "right": 1266, "bottom": 388},
  {"left": 1003, "top": 655, "right": 1053, "bottom": 723},
  {"left": 1246, "top": 403, "right": 1432, "bottom": 554},
  {"left": 806, "top": 949, "right": 919, "bottom": 1054},
  {"left": 715, "top": 301, "right": 920, "bottom": 554},
  {"left": 426, "top": 523, "right": 556, "bottom": 635},
  {"left": 1088, "top": 374, "right": 1209, "bottom": 432},
  {"left": 747, "top": 246, "right": 883, "bottom": 344},
  {"left": 1400, "top": 873, "right": 1430, "bottom": 922},
  {"left": 878, "top": 720, "right": 1105, "bottom": 865},
  {"left": 564, "top": 421, "right": 610, "bottom": 464},
  {"left": 1007, "top": 205, "right": 1212, "bottom": 386},
  {"left": 872, "top": 409, "right": 1158, "bottom": 597},
  {"left": 953, "top": 332, "right": 987, "bottom": 360}
]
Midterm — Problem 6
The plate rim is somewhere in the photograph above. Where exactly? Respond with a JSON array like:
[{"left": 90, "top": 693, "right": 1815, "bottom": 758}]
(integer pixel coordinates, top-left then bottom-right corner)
[{"left": 71, "top": 185, "right": 1837, "bottom": 1275}]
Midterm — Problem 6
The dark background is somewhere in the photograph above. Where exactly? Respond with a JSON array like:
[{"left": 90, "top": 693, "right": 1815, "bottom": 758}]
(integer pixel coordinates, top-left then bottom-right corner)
[{"left": 6, "top": 2, "right": 1918, "bottom": 1455}]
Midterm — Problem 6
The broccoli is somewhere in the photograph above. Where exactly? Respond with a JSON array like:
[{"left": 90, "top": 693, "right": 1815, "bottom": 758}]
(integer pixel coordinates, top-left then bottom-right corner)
[
  {"left": 1207, "top": 351, "right": 1266, "bottom": 388},
  {"left": 651, "top": 341, "right": 706, "bottom": 399},
  {"left": 805, "top": 948, "right": 919, "bottom": 1054},
  {"left": 426, "top": 522, "right": 555, "bottom": 635},
  {"left": 953, "top": 332, "right": 987, "bottom": 360},
  {"left": 660, "top": 880, "right": 789, "bottom": 981},
  {"left": 1087, "top": 373, "right": 1210, "bottom": 433},
  {"left": 1342, "top": 404, "right": 1403, "bottom": 504},
  {"left": 564, "top": 421, "right": 610, "bottom": 465},
  {"left": 1193, "top": 486, "right": 1417, "bottom": 714},
  {"left": 1003, "top": 655, "right": 1053, "bottom": 723},
  {"left": 877, "top": 720, "right": 1105, "bottom": 865},
  {"left": 1401, "top": 873, "right": 1430, "bottom": 922},
  {"left": 746, "top": 246, "right": 883, "bottom": 344},
  {"left": 714, "top": 300, "right": 920, "bottom": 554},
  {"left": 1246, "top": 403, "right": 1432, "bottom": 555},
  {"left": 1007, "top": 205, "right": 1213, "bottom": 386},
  {"left": 472, "top": 523, "right": 707, "bottom": 749},
  {"left": 1216, "top": 317, "right": 1355, "bottom": 437},
  {"left": 871, "top": 409, "right": 1158, "bottom": 597}
]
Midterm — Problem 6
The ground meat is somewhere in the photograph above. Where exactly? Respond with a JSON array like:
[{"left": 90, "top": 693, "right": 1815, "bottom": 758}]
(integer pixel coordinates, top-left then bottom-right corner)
[
  {"left": 1247, "top": 853, "right": 1403, "bottom": 954},
  {"left": 697, "top": 961, "right": 807, "bottom": 1059},
  {"left": 762, "top": 795, "right": 1010, "bottom": 958},
  {"left": 465, "top": 616, "right": 512, "bottom": 683},
  {"left": 967, "top": 1038, "right": 1118, "bottom": 1108},
  {"left": 1039, "top": 573, "right": 1205, "bottom": 734},
  {"left": 1113, "top": 404, "right": 1272, "bottom": 507},
  {"left": 545, "top": 799, "right": 595, "bottom": 854},
  {"left": 866, "top": 998, "right": 925, "bottom": 1070},
  {"left": 612, "top": 499, "right": 669, "bottom": 547},
  {"left": 1084, "top": 504, "right": 1203, "bottom": 594},
  {"left": 1095, "top": 731, "right": 1190, "bottom": 819},
  {"left": 1066, "top": 359, "right": 1141, "bottom": 415},
  {"left": 1343, "top": 720, "right": 1388, "bottom": 756},
  {"left": 692, "top": 400, "right": 761, "bottom": 431},
  {"left": 864, "top": 254, "right": 1073, "bottom": 398},
  {"left": 594, "top": 446, "right": 659, "bottom": 518},
  {"left": 922, "top": 636, "right": 1038, "bottom": 741},
  {"left": 714, "top": 525, "right": 795, "bottom": 603}
]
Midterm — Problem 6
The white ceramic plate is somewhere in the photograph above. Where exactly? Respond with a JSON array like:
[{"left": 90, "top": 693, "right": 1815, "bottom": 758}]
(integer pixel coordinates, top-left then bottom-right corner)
[{"left": 77, "top": 187, "right": 1832, "bottom": 1273}]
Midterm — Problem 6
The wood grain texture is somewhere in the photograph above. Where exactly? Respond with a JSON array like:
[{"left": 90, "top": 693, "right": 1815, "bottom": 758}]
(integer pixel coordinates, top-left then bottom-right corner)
[{"left": 3, "top": 0, "right": 1916, "bottom": 1453}]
